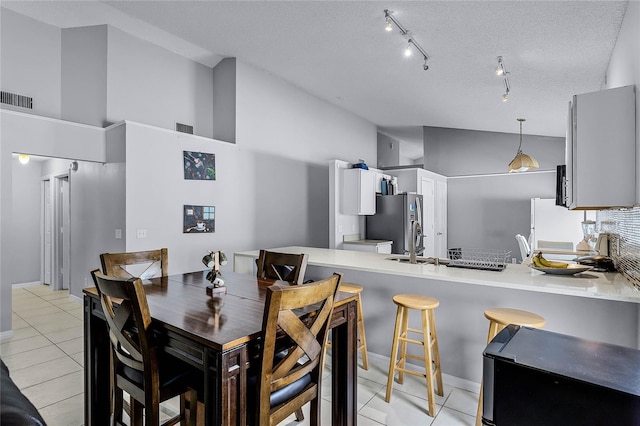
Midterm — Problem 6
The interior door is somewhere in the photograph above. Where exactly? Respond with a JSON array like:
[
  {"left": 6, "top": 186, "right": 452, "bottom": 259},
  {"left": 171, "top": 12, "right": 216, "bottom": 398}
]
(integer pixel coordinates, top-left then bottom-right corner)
[
  {"left": 420, "top": 177, "right": 435, "bottom": 257},
  {"left": 42, "top": 180, "right": 52, "bottom": 286},
  {"left": 435, "top": 181, "right": 448, "bottom": 258},
  {"left": 61, "top": 177, "right": 70, "bottom": 290}
]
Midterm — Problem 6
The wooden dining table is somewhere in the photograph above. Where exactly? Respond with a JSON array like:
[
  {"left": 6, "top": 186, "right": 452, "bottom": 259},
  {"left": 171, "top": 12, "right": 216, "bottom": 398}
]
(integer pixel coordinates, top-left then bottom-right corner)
[{"left": 83, "top": 270, "right": 358, "bottom": 426}]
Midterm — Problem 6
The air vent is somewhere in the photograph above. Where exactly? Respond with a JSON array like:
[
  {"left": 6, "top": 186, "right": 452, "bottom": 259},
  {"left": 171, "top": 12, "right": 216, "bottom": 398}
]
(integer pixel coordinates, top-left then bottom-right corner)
[
  {"left": 176, "top": 122, "right": 194, "bottom": 134},
  {"left": 1, "top": 91, "right": 33, "bottom": 109}
]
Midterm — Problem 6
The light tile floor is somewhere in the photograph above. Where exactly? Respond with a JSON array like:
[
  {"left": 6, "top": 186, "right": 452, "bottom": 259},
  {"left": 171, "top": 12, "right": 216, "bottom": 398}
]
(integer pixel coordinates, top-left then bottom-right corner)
[{"left": 3, "top": 285, "right": 480, "bottom": 425}]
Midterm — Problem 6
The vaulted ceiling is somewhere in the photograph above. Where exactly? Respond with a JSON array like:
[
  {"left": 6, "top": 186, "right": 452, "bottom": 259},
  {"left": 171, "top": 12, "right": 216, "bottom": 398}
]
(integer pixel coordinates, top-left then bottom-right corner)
[{"left": 3, "top": 1, "right": 628, "bottom": 150}]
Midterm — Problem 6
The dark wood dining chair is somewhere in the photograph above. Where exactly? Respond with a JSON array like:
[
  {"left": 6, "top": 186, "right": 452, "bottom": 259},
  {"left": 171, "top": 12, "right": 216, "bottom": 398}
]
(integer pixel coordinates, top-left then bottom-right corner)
[
  {"left": 255, "top": 250, "right": 310, "bottom": 421},
  {"left": 251, "top": 272, "right": 342, "bottom": 426},
  {"left": 90, "top": 269, "right": 198, "bottom": 426},
  {"left": 256, "top": 250, "right": 309, "bottom": 284},
  {"left": 100, "top": 248, "right": 168, "bottom": 279}
]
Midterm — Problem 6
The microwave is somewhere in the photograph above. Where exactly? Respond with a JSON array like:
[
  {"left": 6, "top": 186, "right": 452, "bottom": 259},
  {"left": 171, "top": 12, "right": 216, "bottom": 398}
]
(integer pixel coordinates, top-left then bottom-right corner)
[{"left": 555, "top": 164, "right": 566, "bottom": 207}]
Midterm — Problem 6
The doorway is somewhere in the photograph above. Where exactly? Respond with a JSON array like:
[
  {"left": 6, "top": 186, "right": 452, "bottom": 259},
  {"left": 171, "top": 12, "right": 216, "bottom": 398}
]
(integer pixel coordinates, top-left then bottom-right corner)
[{"left": 42, "top": 174, "right": 70, "bottom": 290}]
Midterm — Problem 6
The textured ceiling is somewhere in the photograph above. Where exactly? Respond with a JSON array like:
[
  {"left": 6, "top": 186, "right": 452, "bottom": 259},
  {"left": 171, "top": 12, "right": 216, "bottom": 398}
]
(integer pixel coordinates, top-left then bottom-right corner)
[{"left": 3, "top": 1, "right": 628, "bottom": 151}]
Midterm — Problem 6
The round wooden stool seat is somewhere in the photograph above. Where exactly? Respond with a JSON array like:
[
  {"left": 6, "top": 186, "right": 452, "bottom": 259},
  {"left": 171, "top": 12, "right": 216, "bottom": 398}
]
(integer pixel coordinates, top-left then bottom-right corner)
[
  {"left": 484, "top": 307, "right": 546, "bottom": 329},
  {"left": 338, "top": 282, "right": 364, "bottom": 294},
  {"left": 392, "top": 294, "right": 440, "bottom": 311},
  {"left": 476, "top": 308, "right": 545, "bottom": 426}
]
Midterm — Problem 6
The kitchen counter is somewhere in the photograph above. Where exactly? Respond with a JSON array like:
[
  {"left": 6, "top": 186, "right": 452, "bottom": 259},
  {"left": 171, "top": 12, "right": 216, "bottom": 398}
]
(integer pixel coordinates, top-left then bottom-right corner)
[
  {"left": 234, "top": 246, "right": 640, "bottom": 303},
  {"left": 234, "top": 246, "right": 640, "bottom": 387}
]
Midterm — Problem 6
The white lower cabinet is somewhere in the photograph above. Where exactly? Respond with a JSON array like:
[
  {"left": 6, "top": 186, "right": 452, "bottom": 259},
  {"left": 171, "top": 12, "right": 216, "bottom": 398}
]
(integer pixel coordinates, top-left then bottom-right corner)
[{"left": 343, "top": 240, "right": 393, "bottom": 254}]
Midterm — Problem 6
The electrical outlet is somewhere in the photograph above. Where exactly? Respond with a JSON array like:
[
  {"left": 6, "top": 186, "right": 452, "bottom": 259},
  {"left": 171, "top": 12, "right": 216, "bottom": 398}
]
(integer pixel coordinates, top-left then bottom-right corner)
[
  {"left": 115, "top": 229, "right": 122, "bottom": 239},
  {"left": 136, "top": 229, "right": 147, "bottom": 239}
]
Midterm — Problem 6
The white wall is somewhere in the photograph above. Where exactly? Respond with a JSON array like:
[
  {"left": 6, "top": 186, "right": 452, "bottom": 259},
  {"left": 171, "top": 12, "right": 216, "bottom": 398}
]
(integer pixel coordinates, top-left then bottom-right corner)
[
  {"left": 124, "top": 55, "right": 378, "bottom": 270},
  {"left": 70, "top": 159, "right": 126, "bottom": 296},
  {"left": 0, "top": 110, "right": 106, "bottom": 333},
  {"left": 604, "top": 0, "right": 640, "bottom": 202},
  {"left": 235, "top": 61, "right": 377, "bottom": 250},
  {"left": 11, "top": 158, "right": 42, "bottom": 284},
  {"left": 0, "top": 7, "right": 61, "bottom": 119},
  {"left": 106, "top": 26, "right": 214, "bottom": 137}
]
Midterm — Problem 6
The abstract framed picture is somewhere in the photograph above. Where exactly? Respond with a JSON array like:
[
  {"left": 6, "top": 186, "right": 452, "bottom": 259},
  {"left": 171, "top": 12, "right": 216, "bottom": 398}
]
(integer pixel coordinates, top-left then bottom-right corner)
[
  {"left": 183, "top": 151, "right": 216, "bottom": 180},
  {"left": 183, "top": 205, "right": 215, "bottom": 233}
]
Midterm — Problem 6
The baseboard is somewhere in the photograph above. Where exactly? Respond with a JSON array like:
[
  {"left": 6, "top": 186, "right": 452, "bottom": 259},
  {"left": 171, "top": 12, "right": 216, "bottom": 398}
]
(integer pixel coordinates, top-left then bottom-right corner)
[
  {"left": 441, "top": 373, "right": 481, "bottom": 393},
  {"left": 0, "top": 329, "right": 14, "bottom": 342},
  {"left": 12, "top": 281, "right": 43, "bottom": 288},
  {"left": 366, "top": 351, "right": 481, "bottom": 393},
  {"left": 69, "top": 294, "right": 82, "bottom": 303}
]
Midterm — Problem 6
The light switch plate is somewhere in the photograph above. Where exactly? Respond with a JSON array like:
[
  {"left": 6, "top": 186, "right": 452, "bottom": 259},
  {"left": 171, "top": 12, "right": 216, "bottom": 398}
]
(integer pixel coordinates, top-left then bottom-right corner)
[{"left": 115, "top": 229, "right": 122, "bottom": 239}]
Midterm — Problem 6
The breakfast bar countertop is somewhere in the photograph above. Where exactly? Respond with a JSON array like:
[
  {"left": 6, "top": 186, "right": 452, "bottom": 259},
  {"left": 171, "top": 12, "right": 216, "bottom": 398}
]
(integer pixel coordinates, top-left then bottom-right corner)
[{"left": 234, "top": 246, "right": 640, "bottom": 304}]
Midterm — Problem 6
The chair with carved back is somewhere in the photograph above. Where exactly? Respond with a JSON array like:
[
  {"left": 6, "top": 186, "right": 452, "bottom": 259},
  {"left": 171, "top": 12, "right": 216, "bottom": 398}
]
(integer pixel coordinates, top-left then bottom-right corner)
[
  {"left": 250, "top": 273, "right": 342, "bottom": 426},
  {"left": 256, "top": 250, "right": 308, "bottom": 285},
  {"left": 255, "top": 250, "right": 310, "bottom": 421},
  {"left": 100, "top": 248, "right": 168, "bottom": 280},
  {"left": 90, "top": 270, "right": 198, "bottom": 426}
]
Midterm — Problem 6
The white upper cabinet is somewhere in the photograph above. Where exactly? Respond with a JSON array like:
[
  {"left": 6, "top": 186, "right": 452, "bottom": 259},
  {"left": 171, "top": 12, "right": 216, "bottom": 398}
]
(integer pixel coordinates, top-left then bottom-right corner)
[
  {"left": 342, "top": 168, "right": 376, "bottom": 215},
  {"left": 565, "top": 85, "right": 636, "bottom": 209}
]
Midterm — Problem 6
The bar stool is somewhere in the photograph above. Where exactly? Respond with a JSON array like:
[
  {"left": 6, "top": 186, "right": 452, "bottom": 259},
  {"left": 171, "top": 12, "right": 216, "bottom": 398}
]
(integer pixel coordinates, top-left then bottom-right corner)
[
  {"left": 385, "top": 294, "right": 443, "bottom": 417},
  {"left": 326, "top": 282, "right": 369, "bottom": 369},
  {"left": 475, "top": 308, "right": 546, "bottom": 426}
]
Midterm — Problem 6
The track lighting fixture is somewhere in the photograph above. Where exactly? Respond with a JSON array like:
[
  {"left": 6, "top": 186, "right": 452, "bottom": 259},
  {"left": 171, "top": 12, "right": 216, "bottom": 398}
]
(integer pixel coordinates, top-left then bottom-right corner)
[
  {"left": 496, "top": 56, "right": 511, "bottom": 102},
  {"left": 384, "top": 9, "right": 430, "bottom": 71}
]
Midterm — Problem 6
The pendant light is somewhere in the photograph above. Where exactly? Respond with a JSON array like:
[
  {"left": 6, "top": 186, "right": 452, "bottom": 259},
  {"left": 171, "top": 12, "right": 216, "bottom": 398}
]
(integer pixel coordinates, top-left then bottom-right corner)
[
  {"left": 508, "top": 118, "right": 539, "bottom": 173},
  {"left": 18, "top": 154, "right": 30, "bottom": 164}
]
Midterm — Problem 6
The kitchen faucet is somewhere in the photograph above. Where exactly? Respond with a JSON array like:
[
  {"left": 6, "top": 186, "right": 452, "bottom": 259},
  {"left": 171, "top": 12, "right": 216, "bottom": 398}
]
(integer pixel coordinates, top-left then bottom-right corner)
[{"left": 408, "top": 220, "right": 425, "bottom": 264}]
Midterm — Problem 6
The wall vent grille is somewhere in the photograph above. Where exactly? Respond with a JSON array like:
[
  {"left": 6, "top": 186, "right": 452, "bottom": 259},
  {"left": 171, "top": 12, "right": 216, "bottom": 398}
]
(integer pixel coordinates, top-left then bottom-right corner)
[
  {"left": 1, "top": 91, "right": 33, "bottom": 109},
  {"left": 176, "top": 123, "right": 194, "bottom": 134}
]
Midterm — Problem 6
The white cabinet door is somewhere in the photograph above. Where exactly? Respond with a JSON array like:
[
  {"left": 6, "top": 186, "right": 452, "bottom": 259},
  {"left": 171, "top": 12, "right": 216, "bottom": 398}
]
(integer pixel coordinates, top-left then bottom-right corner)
[
  {"left": 435, "top": 181, "right": 448, "bottom": 259},
  {"left": 342, "top": 169, "right": 376, "bottom": 215},
  {"left": 420, "top": 177, "right": 435, "bottom": 258},
  {"left": 566, "top": 85, "right": 635, "bottom": 209}
]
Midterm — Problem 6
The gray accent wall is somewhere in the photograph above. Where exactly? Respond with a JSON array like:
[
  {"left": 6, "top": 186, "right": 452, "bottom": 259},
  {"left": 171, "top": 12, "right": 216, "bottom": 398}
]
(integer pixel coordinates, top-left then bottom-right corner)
[
  {"left": 423, "top": 126, "right": 564, "bottom": 257},
  {"left": 423, "top": 126, "right": 564, "bottom": 176},
  {"left": 448, "top": 172, "right": 556, "bottom": 259},
  {"left": 61, "top": 25, "right": 108, "bottom": 127},
  {"left": 212, "top": 58, "right": 237, "bottom": 143},
  {"left": 377, "top": 132, "right": 400, "bottom": 168}
]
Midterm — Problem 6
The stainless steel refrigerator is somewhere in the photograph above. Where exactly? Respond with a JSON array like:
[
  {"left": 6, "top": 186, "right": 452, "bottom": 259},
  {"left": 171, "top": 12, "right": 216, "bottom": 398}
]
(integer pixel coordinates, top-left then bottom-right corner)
[{"left": 365, "top": 193, "right": 423, "bottom": 255}]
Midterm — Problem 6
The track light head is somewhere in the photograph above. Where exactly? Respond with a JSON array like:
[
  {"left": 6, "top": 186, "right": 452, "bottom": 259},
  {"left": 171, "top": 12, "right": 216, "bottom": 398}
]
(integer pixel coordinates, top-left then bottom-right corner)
[
  {"left": 496, "top": 56, "right": 504, "bottom": 76},
  {"left": 404, "top": 42, "right": 412, "bottom": 57},
  {"left": 385, "top": 18, "right": 393, "bottom": 32},
  {"left": 502, "top": 93, "right": 509, "bottom": 102}
]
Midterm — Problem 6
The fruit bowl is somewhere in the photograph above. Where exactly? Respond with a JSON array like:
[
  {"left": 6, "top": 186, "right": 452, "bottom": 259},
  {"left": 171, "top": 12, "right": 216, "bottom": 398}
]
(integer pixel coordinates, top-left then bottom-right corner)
[{"left": 529, "top": 264, "right": 594, "bottom": 275}]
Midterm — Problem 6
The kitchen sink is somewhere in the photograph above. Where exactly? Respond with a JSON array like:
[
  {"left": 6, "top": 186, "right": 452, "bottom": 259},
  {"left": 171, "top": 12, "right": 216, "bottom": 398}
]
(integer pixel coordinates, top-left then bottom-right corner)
[{"left": 386, "top": 256, "right": 449, "bottom": 265}]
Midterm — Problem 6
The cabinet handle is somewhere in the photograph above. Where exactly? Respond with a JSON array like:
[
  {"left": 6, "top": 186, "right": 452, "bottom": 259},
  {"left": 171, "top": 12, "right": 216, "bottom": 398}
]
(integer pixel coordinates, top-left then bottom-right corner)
[{"left": 437, "top": 232, "right": 443, "bottom": 235}]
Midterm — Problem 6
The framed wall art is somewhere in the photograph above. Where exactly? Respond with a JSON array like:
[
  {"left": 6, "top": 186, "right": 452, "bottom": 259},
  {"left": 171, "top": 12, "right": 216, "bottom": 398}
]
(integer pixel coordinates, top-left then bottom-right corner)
[
  {"left": 183, "top": 205, "right": 215, "bottom": 233},
  {"left": 184, "top": 151, "right": 216, "bottom": 180}
]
